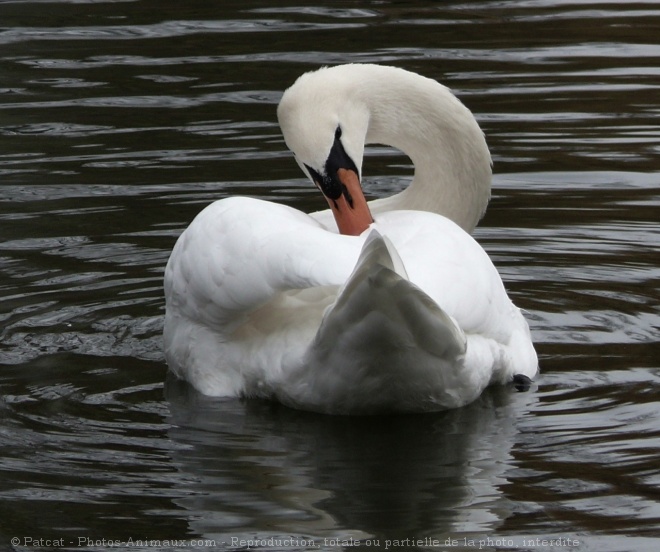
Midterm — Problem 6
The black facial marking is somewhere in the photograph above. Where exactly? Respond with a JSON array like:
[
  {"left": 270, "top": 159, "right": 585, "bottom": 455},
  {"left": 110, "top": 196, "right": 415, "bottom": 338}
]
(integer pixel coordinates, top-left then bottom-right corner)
[
  {"left": 305, "top": 165, "right": 324, "bottom": 189},
  {"left": 326, "top": 126, "right": 359, "bottom": 180},
  {"left": 305, "top": 125, "right": 360, "bottom": 202}
]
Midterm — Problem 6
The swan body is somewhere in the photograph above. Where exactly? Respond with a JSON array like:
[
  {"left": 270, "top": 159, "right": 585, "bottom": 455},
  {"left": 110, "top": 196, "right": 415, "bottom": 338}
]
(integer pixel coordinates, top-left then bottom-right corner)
[{"left": 164, "top": 64, "right": 537, "bottom": 414}]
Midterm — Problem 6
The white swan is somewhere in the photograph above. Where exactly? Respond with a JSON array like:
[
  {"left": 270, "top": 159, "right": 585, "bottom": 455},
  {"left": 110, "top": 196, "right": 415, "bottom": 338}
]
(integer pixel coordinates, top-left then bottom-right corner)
[{"left": 163, "top": 64, "right": 537, "bottom": 414}]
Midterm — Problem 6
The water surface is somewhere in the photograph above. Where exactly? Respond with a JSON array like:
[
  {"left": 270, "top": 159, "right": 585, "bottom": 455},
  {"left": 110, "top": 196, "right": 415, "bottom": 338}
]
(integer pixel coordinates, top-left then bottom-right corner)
[{"left": 1, "top": 1, "right": 659, "bottom": 551}]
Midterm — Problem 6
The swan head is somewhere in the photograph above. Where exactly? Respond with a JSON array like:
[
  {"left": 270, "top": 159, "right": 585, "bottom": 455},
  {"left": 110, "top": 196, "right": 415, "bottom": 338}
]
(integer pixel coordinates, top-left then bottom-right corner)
[
  {"left": 278, "top": 66, "right": 373, "bottom": 236},
  {"left": 279, "top": 63, "right": 493, "bottom": 234}
]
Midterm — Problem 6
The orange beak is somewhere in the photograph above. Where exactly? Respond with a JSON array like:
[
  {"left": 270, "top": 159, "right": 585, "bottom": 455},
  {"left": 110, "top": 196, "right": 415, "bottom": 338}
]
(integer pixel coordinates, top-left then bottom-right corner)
[{"left": 323, "top": 168, "right": 373, "bottom": 236}]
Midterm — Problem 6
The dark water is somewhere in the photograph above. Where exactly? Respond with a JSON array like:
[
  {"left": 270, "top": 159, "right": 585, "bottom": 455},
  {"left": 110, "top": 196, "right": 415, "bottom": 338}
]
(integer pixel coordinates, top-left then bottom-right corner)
[{"left": 1, "top": 1, "right": 659, "bottom": 551}]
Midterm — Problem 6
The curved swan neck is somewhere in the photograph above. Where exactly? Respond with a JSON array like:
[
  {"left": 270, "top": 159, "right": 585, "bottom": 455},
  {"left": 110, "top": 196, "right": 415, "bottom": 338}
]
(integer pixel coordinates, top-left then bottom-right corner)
[
  {"left": 358, "top": 66, "right": 492, "bottom": 232},
  {"left": 278, "top": 64, "right": 492, "bottom": 233}
]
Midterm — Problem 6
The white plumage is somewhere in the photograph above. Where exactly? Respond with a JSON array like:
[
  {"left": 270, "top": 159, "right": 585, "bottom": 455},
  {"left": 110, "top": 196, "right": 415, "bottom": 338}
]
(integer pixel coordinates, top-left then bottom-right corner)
[{"left": 164, "top": 64, "right": 537, "bottom": 414}]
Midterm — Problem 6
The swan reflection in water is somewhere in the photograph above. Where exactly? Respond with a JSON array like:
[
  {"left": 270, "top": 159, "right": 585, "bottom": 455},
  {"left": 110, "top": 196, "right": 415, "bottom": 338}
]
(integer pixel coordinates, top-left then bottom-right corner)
[{"left": 165, "top": 375, "right": 536, "bottom": 547}]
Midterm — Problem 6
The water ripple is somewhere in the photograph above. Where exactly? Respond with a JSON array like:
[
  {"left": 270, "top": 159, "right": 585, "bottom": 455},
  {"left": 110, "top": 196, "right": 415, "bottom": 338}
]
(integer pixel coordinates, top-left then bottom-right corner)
[
  {"left": 0, "top": 19, "right": 365, "bottom": 46},
  {"left": 1, "top": 0, "right": 659, "bottom": 548}
]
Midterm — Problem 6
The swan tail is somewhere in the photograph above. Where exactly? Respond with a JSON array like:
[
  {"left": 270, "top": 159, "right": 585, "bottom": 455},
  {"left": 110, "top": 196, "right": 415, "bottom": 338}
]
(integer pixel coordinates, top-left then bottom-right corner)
[
  {"left": 331, "top": 230, "right": 465, "bottom": 361},
  {"left": 289, "top": 231, "right": 470, "bottom": 413}
]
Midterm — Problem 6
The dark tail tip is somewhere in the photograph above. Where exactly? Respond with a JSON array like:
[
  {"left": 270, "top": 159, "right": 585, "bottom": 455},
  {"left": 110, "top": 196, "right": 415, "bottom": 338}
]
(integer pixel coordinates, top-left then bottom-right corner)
[{"left": 512, "top": 374, "right": 533, "bottom": 392}]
